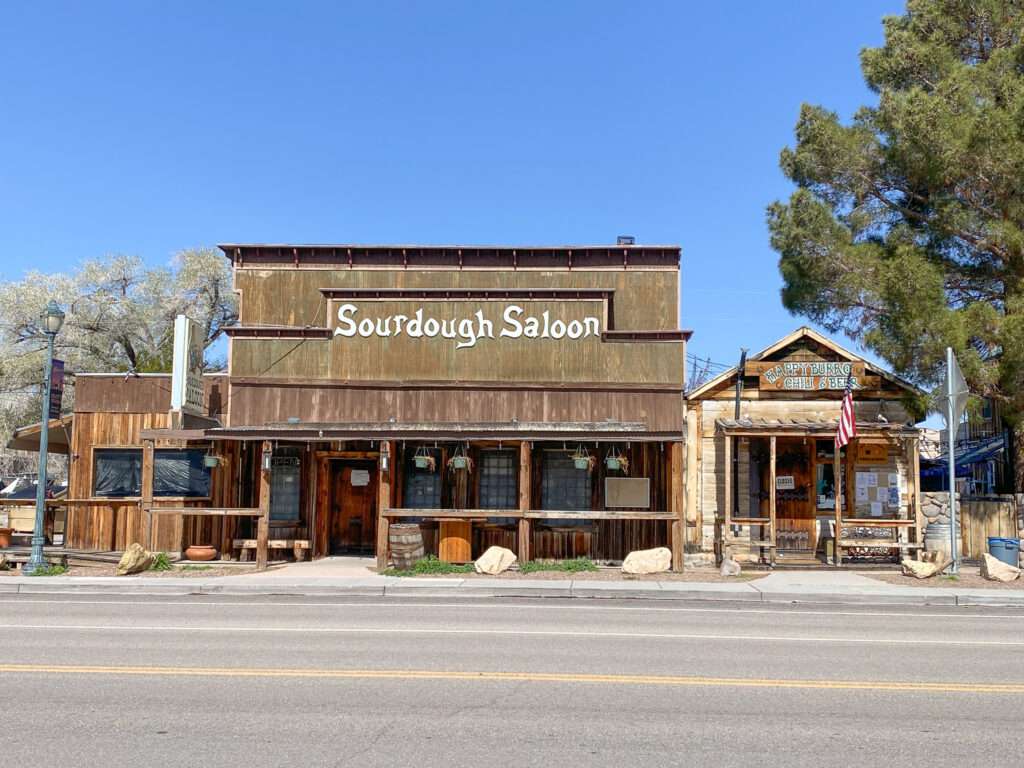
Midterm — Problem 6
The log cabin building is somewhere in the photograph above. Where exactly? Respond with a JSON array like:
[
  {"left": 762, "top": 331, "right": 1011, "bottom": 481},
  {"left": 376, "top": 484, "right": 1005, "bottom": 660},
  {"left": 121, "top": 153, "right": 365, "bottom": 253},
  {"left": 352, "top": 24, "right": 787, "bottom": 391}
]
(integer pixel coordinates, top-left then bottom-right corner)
[
  {"left": 54, "top": 243, "right": 693, "bottom": 568},
  {"left": 685, "top": 328, "right": 925, "bottom": 566},
  {"left": 23, "top": 245, "right": 927, "bottom": 570}
]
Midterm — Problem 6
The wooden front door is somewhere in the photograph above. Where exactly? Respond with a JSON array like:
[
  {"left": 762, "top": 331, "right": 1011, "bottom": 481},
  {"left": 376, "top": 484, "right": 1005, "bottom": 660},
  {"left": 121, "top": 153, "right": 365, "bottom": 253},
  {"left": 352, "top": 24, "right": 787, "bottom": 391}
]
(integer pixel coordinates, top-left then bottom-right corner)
[
  {"left": 330, "top": 462, "right": 378, "bottom": 554},
  {"left": 773, "top": 438, "right": 816, "bottom": 552}
]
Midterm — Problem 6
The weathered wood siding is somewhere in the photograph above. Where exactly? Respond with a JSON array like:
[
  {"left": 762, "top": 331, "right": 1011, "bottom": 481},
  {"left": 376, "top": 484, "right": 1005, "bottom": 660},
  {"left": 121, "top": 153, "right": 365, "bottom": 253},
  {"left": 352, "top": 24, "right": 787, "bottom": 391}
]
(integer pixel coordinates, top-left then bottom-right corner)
[
  {"left": 235, "top": 268, "right": 678, "bottom": 331},
  {"left": 227, "top": 382, "right": 684, "bottom": 432},
  {"left": 67, "top": 407, "right": 240, "bottom": 553}
]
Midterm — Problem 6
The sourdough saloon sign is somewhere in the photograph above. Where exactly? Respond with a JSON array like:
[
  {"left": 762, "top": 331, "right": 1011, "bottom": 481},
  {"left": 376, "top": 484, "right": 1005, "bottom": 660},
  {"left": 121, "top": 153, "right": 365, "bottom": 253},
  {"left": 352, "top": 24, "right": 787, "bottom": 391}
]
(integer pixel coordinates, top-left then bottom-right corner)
[
  {"left": 756, "top": 361, "right": 865, "bottom": 391},
  {"left": 333, "top": 303, "right": 603, "bottom": 350}
]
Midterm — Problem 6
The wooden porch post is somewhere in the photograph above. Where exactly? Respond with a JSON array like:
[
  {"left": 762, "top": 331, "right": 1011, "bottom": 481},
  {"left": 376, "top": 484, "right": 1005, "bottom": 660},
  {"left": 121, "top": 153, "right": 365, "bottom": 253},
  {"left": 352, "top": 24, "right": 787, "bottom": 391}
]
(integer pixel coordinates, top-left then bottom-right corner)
[
  {"left": 671, "top": 441, "right": 685, "bottom": 571},
  {"left": 768, "top": 435, "right": 777, "bottom": 567},
  {"left": 256, "top": 440, "right": 271, "bottom": 571},
  {"left": 518, "top": 440, "right": 531, "bottom": 564},
  {"left": 376, "top": 440, "right": 394, "bottom": 571},
  {"left": 833, "top": 443, "right": 843, "bottom": 567},
  {"left": 141, "top": 439, "right": 154, "bottom": 550},
  {"left": 722, "top": 433, "right": 732, "bottom": 561},
  {"left": 910, "top": 436, "right": 922, "bottom": 551}
]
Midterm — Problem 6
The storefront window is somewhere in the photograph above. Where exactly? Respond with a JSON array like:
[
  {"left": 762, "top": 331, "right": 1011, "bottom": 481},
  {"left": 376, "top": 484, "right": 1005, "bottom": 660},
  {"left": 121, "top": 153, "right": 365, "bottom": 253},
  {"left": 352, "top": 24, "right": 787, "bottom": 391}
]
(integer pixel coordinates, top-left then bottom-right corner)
[
  {"left": 93, "top": 448, "right": 143, "bottom": 497},
  {"left": 478, "top": 450, "right": 517, "bottom": 509},
  {"left": 541, "top": 450, "right": 590, "bottom": 510},
  {"left": 154, "top": 449, "right": 211, "bottom": 498},
  {"left": 404, "top": 448, "right": 442, "bottom": 508}
]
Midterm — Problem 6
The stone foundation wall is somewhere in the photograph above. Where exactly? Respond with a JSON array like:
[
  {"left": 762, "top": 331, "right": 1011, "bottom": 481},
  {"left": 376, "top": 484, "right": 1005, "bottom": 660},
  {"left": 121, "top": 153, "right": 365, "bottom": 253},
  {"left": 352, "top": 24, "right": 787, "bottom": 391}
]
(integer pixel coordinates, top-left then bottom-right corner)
[{"left": 921, "top": 491, "right": 959, "bottom": 526}]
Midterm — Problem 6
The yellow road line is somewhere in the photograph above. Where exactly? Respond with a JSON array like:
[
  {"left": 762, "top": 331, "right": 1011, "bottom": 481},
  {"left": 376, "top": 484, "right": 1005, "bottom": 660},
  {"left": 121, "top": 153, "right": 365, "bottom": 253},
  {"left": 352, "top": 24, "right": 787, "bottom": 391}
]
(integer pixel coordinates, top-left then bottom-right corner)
[{"left": 1, "top": 664, "right": 1021, "bottom": 694}]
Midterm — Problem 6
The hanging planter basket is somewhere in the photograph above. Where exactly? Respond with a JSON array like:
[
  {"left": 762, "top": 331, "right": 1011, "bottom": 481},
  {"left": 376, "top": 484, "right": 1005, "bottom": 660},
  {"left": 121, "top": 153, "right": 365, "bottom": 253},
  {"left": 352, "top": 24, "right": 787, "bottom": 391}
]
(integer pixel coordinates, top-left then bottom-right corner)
[
  {"left": 447, "top": 447, "right": 474, "bottom": 473},
  {"left": 413, "top": 447, "right": 437, "bottom": 472},
  {"left": 570, "top": 445, "right": 595, "bottom": 472},
  {"left": 605, "top": 448, "right": 629, "bottom": 474}
]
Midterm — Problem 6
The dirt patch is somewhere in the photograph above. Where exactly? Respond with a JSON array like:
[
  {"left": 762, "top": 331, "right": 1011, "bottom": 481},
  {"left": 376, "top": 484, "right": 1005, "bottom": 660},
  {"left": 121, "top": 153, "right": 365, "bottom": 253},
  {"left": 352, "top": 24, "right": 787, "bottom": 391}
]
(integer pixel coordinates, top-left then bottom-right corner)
[
  {"left": 0, "top": 563, "right": 257, "bottom": 578},
  {"left": 866, "top": 566, "right": 1024, "bottom": 589}
]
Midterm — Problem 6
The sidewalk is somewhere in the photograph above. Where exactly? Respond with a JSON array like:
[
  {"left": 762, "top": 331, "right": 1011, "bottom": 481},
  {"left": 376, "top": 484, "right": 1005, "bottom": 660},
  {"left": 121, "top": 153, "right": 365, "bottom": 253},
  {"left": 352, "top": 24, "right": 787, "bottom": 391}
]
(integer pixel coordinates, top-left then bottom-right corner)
[{"left": 4, "top": 565, "right": 1023, "bottom": 606}]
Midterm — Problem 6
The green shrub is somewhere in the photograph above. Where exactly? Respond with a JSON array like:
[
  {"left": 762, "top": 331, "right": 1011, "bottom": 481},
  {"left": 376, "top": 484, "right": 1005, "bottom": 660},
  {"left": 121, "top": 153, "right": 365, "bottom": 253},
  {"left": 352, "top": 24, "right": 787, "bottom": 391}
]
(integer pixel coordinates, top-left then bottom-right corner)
[
  {"left": 27, "top": 564, "right": 68, "bottom": 577},
  {"left": 519, "top": 557, "right": 598, "bottom": 574},
  {"left": 386, "top": 555, "right": 475, "bottom": 577},
  {"left": 149, "top": 552, "right": 174, "bottom": 572}
]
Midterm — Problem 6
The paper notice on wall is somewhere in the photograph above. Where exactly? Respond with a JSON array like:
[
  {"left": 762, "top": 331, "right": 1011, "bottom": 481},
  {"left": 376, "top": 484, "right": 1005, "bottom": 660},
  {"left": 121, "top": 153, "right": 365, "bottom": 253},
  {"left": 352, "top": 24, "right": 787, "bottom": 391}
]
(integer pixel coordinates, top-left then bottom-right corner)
[
  {"left": 856, "top": 486, "right": 869, "bottom": 502},
  {"left": 888, "top": 487, "right": 900, "bottom": 506},
  {"left": 870, "top": 502, "right": 883, "bottom": 517},
  {"left": 856, "top": 472, "right": 868, "bottom": 488},
  {"left": 866, "top": 473, "right": 878, "bottom": 487},
  {"left": 888, "top": 473, "right": 899, "bottom": 488},
  {"left": 875, "top": 487, "right": 889, "bottom": 503},
  {"left": 351, "top": 470, "right": 371, "bottom": 487}
]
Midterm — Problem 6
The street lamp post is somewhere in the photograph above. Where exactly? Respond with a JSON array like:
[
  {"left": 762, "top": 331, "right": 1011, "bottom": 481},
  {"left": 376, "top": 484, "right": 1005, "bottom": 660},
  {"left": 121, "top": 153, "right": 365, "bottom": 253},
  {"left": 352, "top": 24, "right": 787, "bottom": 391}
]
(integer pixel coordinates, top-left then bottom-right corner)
[{"left": 24, "top": 300, "right": 65, "bottom": 576}]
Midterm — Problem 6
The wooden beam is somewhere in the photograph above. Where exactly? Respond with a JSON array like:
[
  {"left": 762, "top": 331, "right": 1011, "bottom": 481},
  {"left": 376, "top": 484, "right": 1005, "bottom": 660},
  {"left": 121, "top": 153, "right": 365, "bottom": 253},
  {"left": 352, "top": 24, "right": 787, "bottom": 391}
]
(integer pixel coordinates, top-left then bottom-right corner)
[
  {"left": 518, "top": 440, "right": 531, "bottom": 564},
  {"left": 376, "top": 440, "right": 394, "bottom": 571},
  {"left": 141, "top": 440, "right": 154, "bottom": 550},
  {"left": 910, "top": 437, "right": 923, "bottom": 553},
  {"left": 387, "top": 508, "right": 523, "bottom": 519},
  {"left": 768, "top": 435, "right": 777, "bottom": 567},
  {"left": 524, "top": 510, "right": 676, "bottom": 520},
  {"left": 670, "top": 441, "right": 684, "bottom": 572},
  {"left": 256, "top": 440, "right": 271, "bottom": 571},
  {"left": 143, "top": 507, "right": 263, "bottom": 516}
]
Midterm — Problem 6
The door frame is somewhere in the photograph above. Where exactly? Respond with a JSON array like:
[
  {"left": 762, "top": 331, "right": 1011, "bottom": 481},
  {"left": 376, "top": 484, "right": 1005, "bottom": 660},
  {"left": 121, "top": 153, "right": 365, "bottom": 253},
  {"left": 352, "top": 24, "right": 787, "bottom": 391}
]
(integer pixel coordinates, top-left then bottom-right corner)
[{"left": 313, "top": 450, "right": 379, "bottom": 558}]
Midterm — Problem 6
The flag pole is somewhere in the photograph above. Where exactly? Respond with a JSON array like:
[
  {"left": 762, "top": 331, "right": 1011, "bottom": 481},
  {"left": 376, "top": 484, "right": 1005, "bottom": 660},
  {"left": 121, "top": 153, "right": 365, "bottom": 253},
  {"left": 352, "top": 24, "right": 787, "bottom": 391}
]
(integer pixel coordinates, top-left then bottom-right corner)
[{"left": 946, "top": 347, "right": 959, "bottom": 574}]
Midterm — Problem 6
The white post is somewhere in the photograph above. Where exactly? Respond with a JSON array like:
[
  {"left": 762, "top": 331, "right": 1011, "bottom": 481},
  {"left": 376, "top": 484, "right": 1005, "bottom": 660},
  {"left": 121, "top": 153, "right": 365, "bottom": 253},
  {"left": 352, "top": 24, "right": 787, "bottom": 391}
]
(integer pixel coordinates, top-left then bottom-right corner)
[{"left": 946, "top": 347, "right": 959, "bottom": 574}]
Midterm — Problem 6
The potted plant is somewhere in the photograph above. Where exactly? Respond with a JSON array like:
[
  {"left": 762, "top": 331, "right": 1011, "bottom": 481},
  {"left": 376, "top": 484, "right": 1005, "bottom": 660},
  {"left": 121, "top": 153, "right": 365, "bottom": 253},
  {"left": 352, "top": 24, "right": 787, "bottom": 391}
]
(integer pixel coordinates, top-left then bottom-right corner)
[
  {"left": 447, "top": 447, "right": 473, "bottom": 473},
  {"left": 605, "top": 447, "right": 629, "bottom": 473},
  {"left": 413, "top": 447, "right": 436, "bottom": 472},
  {"left": 571, "top": 445, "right": 595, "bottom": 472}
]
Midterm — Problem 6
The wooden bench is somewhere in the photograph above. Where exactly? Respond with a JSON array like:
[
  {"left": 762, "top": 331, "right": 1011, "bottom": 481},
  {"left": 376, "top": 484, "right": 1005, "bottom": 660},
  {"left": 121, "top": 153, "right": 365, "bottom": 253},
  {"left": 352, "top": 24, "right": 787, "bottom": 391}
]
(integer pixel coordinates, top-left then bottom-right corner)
[{"left": 233, "top": 539, "right": 310, "bottom": 562}]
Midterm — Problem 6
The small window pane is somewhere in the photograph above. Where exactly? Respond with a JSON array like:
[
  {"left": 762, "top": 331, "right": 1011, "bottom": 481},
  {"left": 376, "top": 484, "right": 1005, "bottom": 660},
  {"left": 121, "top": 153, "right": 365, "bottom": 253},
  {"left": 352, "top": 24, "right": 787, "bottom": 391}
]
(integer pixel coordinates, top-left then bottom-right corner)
[
  {"left": 479, "top": 450, "right": 517, "bottom": 509},
  {"left": 93, "top": 449, "right": 142, "bottom": 497},
  {"left": 541, "top": 451, "right": 591, "bottom": 511},
  {"left": 270, "top": 451, "right": 301, "bottom": 522},
  {"left": 404, "top": 448, "right": 442, "bottom": 509},
  {"left": 154, "top": 449, "right": 211, "bottom": 498}
]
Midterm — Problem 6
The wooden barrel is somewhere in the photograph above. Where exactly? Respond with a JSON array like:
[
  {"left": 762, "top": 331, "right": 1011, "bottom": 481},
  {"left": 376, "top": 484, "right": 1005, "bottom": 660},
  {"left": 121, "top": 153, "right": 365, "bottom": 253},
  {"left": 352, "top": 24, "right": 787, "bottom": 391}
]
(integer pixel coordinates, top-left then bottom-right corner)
[{"left": 389, "top": 523, "right": 425, "bottom": 569}]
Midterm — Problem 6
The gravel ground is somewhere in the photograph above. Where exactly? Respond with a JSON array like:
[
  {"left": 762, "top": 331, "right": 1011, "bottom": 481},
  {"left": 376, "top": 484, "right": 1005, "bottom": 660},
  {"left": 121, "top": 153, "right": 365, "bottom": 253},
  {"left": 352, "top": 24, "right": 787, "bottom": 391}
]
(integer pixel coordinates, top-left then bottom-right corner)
[
  {"left": 866, "top": 565, "right": 1024, "bottom": 589},
  {"left": 389, "top": 567, "right": 766, "bottom": 582},
  {"left": 0, "top": 563, "right": 257, "bottom": 578}
]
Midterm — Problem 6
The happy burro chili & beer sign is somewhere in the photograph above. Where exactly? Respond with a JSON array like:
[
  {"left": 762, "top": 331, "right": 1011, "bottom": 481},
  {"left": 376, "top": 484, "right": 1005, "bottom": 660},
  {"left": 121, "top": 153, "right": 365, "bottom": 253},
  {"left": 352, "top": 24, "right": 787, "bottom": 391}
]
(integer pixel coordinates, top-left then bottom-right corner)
[{"left": 755, "top": 361, "right": 865, "bottom": 391}]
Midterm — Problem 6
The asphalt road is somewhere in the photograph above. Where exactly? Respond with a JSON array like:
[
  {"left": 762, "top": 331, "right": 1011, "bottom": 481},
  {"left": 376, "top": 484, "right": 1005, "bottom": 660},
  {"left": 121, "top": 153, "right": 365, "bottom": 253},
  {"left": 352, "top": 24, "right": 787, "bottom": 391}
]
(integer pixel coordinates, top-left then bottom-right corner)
[{"left": 2, "top": 595, "right": 1024, "bottom": 767}]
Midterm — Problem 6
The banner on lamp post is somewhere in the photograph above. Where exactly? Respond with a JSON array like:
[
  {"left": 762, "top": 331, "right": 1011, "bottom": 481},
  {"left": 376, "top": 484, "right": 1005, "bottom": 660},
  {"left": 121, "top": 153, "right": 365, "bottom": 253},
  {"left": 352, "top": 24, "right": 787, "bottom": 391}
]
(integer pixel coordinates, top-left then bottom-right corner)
[{"left": 48, "top": 359, "right": 64, "bottom": 420}]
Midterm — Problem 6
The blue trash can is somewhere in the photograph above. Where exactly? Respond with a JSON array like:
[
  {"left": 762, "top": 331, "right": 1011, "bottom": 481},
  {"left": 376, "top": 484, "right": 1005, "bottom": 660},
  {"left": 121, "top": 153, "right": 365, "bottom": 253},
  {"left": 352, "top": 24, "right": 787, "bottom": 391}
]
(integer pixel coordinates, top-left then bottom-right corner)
[{"left": 988, "top": 537, "right": 1021, "bottom": 567}]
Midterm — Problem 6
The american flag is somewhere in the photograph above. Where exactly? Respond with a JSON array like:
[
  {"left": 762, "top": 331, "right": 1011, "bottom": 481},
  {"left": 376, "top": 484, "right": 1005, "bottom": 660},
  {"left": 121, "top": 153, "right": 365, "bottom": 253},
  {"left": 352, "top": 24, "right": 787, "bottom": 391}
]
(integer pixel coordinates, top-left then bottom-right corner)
[{"left": 835, "top": 371, "right": 857, "bottom": 448}]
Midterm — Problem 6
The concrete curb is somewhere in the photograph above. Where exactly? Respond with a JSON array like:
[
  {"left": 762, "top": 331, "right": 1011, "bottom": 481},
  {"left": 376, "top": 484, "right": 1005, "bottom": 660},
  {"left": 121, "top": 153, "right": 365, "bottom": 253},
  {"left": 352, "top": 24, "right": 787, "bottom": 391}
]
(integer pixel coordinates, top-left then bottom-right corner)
[{"left": 4, "top": 575, "right": 1024, "bottom": 606}]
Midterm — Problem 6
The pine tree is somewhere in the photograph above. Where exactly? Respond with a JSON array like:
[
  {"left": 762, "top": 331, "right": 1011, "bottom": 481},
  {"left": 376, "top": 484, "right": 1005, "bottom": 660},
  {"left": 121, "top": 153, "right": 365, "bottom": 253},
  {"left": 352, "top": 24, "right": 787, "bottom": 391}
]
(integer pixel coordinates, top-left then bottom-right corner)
[{"left": 767, "top": 0, "right": 1024, "bottom": 490}]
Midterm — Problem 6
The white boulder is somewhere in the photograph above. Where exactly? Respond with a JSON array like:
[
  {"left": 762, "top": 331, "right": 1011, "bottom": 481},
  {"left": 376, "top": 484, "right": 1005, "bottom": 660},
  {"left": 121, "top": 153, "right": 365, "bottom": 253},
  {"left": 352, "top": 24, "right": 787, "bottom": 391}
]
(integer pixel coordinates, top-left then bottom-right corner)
[
  {"left": 117, "top": 542, "right": 155, "bottom": 576},
  {"left": 621, "top": 547, "right": 672, "bottom": 575},
  {"left": 474, "top": 546, "right": 517, "bottom": 575},
  {"left": 981, "top": 553, "right": 1021, "bottom": 583},
  {"left": 901, "top": 557, "right": 949, "bottom": 579},
  {"left": 719, "top": 557, "right": 742, "bottom": 577}
]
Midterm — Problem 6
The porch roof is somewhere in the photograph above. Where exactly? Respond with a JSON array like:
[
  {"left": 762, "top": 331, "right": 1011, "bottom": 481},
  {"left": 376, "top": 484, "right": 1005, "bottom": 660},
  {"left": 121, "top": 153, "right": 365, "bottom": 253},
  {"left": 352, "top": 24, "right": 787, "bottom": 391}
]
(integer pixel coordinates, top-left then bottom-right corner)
[
  {"left": 715, "top": 417, "right": 918, "bottom": 438},
  {"left": 187, "top": 419, "right": 682, "bottom": 443},
  {"left": 6, "top": 415, "right": 73, "bottom": 454}
]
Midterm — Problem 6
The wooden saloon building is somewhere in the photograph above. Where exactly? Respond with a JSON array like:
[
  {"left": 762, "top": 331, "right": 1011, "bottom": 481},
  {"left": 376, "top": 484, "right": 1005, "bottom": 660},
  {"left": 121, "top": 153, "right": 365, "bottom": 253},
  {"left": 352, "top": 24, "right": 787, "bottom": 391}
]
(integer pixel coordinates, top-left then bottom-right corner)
[
  {"left": 55, "top": 243, "right": 693, "bottom": 568},
  {"left": 37, "top": 244, "right": 927, "bottom": 570}
]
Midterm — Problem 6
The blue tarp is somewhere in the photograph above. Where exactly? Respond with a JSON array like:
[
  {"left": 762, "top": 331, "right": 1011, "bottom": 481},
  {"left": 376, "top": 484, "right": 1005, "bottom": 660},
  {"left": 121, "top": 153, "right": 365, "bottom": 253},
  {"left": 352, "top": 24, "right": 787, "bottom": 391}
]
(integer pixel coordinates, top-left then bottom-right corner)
[{"left": 920, "top": 435, "right": 1005, "bottom": 478}]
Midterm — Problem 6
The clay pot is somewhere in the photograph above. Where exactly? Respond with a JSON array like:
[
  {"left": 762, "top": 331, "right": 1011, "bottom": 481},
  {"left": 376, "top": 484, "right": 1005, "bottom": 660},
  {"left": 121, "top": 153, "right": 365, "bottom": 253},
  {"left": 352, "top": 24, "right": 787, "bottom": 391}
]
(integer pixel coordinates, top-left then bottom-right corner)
[
  {"left": 184, "top": 544, "right": 217, "bottom": 562},
  {"left": 0, "top": 528, "right": 11, "bottom": 549}
]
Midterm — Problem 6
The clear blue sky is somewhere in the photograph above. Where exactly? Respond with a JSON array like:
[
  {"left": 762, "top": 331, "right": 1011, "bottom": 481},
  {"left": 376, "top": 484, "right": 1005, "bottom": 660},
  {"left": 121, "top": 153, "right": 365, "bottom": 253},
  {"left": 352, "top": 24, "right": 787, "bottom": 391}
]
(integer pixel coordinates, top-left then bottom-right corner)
[{"left": 1, "top": 0, "right": 902, "bottom": 374}]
